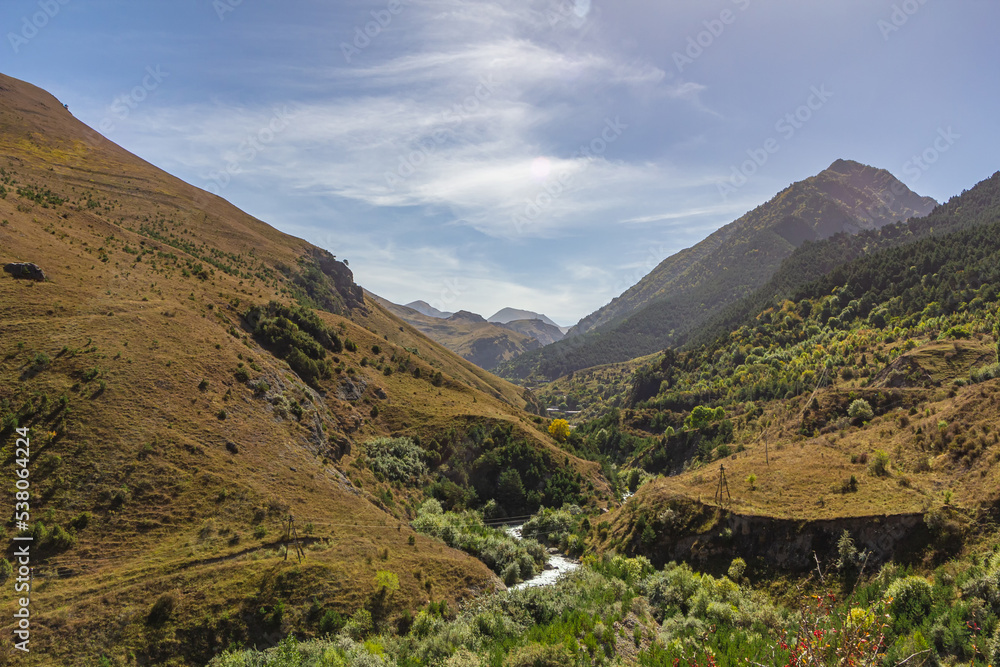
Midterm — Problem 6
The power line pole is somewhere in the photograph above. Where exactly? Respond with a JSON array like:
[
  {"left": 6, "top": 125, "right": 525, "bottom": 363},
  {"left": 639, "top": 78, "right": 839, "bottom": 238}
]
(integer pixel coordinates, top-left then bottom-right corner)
[
  {"left": 715, "top": 464, "right": 732, "bottom": 505},
  {"left": 283, "top": 516, "right": 306, "bottom": 563}
]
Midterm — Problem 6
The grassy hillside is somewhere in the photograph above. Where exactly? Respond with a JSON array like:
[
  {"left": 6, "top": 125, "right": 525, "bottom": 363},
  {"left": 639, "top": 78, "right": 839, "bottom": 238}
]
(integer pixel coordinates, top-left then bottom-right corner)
[
  {"left": 498, "top": 160, "right": 936, "bottom": 382},
  {"left": 0, "top": 73, "right": 606, "bottom": 665}
]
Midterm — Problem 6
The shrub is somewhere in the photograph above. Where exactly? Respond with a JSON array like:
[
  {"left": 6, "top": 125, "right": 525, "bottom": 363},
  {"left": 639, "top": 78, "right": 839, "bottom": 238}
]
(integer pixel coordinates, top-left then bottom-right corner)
[
  {"left": 549, "top": 419, "right": 570, "bottom": 442},
  {"left": 728, "top": 557, "right": 747, "bottom": 581},
  {"left": 343, "top": 608, "right": 373, "bottom": 640},
  {"left": 848, "top": 398, "right": 874, "bottom": 423},
  {"left": 364, "top": 436, "right": 426, "bottom": 482},
  {"left": 318, "top": 610, "right": 346, "bottom": 636},
  {"left": 507, "top": 643, "right": 574, "bottom": 667},
  {"left": 0, "top": 559, "right": 12, "bottom": 583},
  {"left": 147, "top": 592, "right": 177, "bottom": 625},
  {"left": 869, "top": 450, "right": 891, "bottom": 477},
  {"left": 884, "top": 576, "right": 933, "bottom": 623},
  {"left": 411, "top": 505, "right": 545, "bottom": 584},
  {"left": 971, "top": 362, "right": 1000, "bottom": 384}
]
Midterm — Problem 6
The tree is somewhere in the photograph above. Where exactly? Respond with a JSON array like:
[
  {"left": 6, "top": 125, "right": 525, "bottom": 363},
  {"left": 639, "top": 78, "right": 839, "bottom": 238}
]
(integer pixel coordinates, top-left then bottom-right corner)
[
  {"left": 373, "top": 570, "right": 400, "bottom": 596},
  {"left": 548, "top": 418, "right": 571, "bottom": 443},
  {"left": 497, "top": 469, "right": 526, "bottom": 509},
  {"left": 684, "top": 405, "right": 718, "bottom": 430}
]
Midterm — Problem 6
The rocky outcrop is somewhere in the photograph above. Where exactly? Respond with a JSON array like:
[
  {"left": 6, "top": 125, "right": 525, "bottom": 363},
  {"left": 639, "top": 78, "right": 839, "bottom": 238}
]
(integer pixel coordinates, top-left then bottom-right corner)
[
  {"left": 309, "top": 248, "right": 365, "bottom": 311},
  {"left": 634, "top": 503, "right": 932, "bottom": 572},
  {"left": 4, "top": 262, "right": 45, "bottom": 281}
]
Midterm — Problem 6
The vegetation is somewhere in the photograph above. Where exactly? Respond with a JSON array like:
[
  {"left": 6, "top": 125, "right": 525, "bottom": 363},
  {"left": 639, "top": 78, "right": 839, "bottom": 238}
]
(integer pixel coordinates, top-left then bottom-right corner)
[
  {"left": 410, "top": 501, "right": 546, "bottom": 585},
  {"left": 365, "top": 436, "right": 428, "bottom": 483},
  {"left": 208, "top": 544, "right": 1000, "bottom": 667}
]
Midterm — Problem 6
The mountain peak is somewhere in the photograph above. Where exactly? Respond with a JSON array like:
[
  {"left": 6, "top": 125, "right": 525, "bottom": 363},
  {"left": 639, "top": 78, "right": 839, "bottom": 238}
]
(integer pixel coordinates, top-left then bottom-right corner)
[
  {"left": 448, "top": 310, "right": 487, "bottom": 323},
  {"left": 488, "top": 308, "right": 561, "bottom": 329},
  {"left": 825, "top": 158, "right": 869, "bottom": 174},
  {"left": 405, "top": 300, "right": 452, "bottom": 319}
]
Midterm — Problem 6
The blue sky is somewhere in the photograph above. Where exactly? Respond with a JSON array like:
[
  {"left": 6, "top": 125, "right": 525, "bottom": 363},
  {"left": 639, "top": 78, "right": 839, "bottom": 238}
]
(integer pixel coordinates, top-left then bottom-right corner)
[{"left": 3, "top": 0, "right": 998, "bottom": 325}]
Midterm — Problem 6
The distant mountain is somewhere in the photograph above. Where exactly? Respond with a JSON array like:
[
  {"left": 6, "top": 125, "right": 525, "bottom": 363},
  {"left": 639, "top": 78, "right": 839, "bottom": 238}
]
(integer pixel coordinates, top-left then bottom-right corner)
[
  {"left": 489, "top": 307, "right": 563, "bottom": 329},
  {"left": 498, "top": 159, "right": 937, "bottom": 381},
  {"left": 498, "top": 319, "right": 566, "bottom": 347},
  {"left": 448, "top": 310, "right": 487, "bottom": 323},
  {"left": 405, "top": 300, "right": 453, "bottom": 319},
  {"left": 375, "top": 298, "right": 545, "bottom": 370}
]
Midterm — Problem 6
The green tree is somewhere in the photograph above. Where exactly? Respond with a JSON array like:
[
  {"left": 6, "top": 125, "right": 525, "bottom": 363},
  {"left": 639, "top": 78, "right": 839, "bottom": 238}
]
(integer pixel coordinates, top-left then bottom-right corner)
[
  {"left": 373, "top": 570, "right": 400, "bottom": 596},
  {"left": 497, "top": 469, "right": 526, "bottom": 509},
  {"left": 684, "top": 405, "right": 719, "bottom": 430}
]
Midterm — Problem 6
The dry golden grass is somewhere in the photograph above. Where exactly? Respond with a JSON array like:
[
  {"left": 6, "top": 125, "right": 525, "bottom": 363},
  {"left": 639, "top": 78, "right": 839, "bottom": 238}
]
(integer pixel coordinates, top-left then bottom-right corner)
[{"left": 610, "top": 374, "right": 1000, "bottom": 530}]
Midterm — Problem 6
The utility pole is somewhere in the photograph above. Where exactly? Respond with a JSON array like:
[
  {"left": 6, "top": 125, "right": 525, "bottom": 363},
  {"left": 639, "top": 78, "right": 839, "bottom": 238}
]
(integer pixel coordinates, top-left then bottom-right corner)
[
  {"left": 283, "top": 516, "right": 306, "bottom": 563},
  {"left": 715, "top": 464, "right": 732, "bottom": 505}
]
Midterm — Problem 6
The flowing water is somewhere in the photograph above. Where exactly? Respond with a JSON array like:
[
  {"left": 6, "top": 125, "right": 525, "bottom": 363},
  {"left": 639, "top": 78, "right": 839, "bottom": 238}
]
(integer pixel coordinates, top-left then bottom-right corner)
[{"left": 505, "top": 525, "right": 580, "bottom": 589}]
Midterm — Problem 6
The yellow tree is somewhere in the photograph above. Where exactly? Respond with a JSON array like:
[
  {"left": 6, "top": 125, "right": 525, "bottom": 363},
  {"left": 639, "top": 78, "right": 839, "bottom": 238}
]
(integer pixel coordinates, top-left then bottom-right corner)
[{"left": 548, "top": 418, "right": 571, "bottom": 443}]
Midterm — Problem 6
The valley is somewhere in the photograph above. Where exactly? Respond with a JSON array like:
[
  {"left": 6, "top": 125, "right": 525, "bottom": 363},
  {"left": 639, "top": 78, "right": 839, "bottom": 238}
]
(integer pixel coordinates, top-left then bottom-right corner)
[{"left": 1, "top": 69, "right": 999, "bottom": 667}]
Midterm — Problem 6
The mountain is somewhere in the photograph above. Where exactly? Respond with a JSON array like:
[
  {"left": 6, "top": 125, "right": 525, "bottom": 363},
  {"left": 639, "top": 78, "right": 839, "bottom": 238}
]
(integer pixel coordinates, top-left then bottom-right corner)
[
  {"left": 404, "top": 299, "right": 452, "bottom": 318},
  {"left": 497, "top": 319, "right": 566, "bottom": 347},
  {"left": 498, "top": 160, "right": 937, "bottom": 381},
  {"left": 488, "top": 307, "right": 563, "bottom": 330},
  {"left": 375, "top": 298, "right": 547, "bottom": 370},
  {"left": 599, "top": 167, "right": 1000, "bottom": 551},
  {"left": 0, "top": 73, "right": 607, "bottom": 664}
]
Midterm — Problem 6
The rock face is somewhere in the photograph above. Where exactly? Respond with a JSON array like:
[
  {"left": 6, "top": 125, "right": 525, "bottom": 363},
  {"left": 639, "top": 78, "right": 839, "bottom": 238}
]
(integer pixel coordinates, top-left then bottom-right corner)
[
  {"left": 4, "top": 262, "right": 45, "bottom": 281},
  {"left": 653, "top": 509, "right": 931, "bottom": 571}
]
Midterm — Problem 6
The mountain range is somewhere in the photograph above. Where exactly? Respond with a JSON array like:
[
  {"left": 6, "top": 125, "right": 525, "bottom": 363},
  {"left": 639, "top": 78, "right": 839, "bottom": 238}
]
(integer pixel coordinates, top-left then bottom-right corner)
[{"left": 377, "top": 298, "right": 565, "bottom": 369}]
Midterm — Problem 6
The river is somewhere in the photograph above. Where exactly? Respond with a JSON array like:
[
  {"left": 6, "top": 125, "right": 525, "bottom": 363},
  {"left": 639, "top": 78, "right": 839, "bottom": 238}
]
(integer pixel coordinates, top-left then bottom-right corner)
[{"left": 505, "top": 525, "right": 580, "bottom": 590}]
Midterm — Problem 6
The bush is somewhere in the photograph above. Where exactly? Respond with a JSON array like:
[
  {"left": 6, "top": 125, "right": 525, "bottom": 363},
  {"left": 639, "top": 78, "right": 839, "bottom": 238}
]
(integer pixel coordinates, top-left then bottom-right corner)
[
  {"left": 364, "top": 436, "right": 427, "bottom": 482},
  {"left": 318, "top": 610, "right": 346, "bottom": 636},
  {"left": 0, "top": 558, "right": 12, "bottom": 583},
  {"left": 971, "top": 362, "right": 1000, "bottom": 384},
  {"left": 507, "top": 642, "right": 574, "bottom": 667},
  {"left": 343, "top": 608, "right": 373, "bottom": 640},
  {"left": 989, "top": 626, "right": 1000, "bottom": 666},
  {"left": 884, "top": 576, "right": 933, "bottom": 623},
  {"left": 147, "top": 592, "right": 177, "bottom": 625},
  {"left": 848, "top": 398, "right": 874, "bottom": 423},
  {"left": 869, "top": 450, "right": 891, "bottom": 477},
  {"left": 411, "top": 504, "right": 546, "bottom": 584}
]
